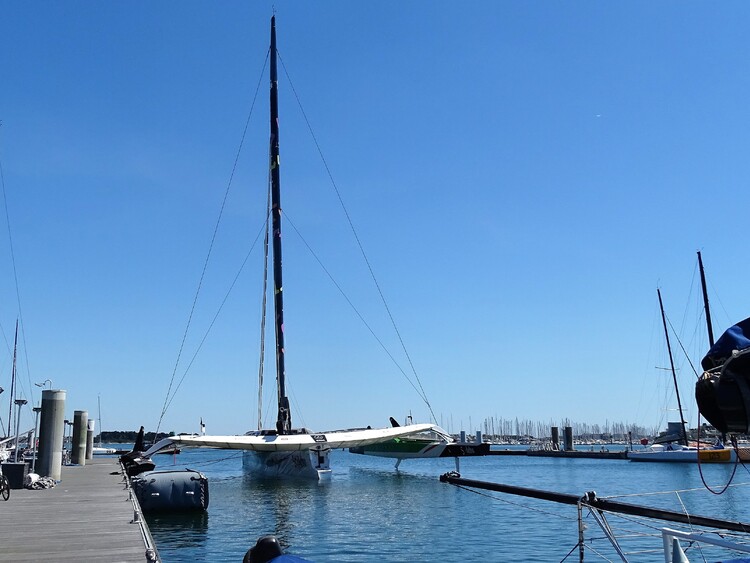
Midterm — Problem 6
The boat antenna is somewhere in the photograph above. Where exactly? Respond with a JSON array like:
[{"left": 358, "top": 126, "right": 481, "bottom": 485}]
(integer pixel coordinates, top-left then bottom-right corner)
[
  {"left": 269, "top": 16, "right": 291, "bottom": 435},
  {"left": 697, "top": 250, "right": 715, "bottom": 347},
  {"left": 657, "top": 288, "right": 689, "bottom": 446}
]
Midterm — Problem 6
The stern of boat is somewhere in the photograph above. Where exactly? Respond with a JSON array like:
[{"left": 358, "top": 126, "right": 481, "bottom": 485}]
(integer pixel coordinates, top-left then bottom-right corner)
[{"left": 242, "top": 446, "right": 332, "bottom": 480}]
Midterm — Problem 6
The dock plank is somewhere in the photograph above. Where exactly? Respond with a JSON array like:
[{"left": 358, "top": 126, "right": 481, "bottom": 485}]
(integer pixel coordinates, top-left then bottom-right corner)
[{"left": 0, "top": 458, "right": 156, "bottom": 562}]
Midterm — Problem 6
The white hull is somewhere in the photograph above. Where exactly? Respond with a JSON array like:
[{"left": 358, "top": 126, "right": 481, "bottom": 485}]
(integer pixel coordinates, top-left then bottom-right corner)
[
  {"left": 355, "top": 442, "right": 449, "bottom": 459},
  {"left": 242, "top": 448, "right": 332, "bottom": 480},
  {"left": 144, "top": 424, "right": 436, "bottom": 479},
  {"left": 143, "top": 423, "right": 434, "bottom": 457},
  {"left": 629, "top": 444, "right": 736, "bottom": 463}
]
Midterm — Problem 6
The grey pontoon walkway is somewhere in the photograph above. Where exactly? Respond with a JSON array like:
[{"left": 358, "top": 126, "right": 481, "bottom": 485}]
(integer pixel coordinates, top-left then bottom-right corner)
[{"left": 0, "top": 457, "right": 158, "bottom": 562}]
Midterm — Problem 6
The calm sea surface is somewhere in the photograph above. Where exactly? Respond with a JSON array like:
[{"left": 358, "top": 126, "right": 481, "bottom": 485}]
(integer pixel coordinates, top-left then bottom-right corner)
[{"left": 138, "top": 446, "right": 750, "bottom": 562}]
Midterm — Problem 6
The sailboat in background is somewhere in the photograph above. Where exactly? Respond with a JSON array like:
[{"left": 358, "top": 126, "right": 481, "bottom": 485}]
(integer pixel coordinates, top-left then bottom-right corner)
[
  {"left": 630, "top": 261, "right": 735, "bottom": 463},
  {"left": 143, "top": 16, "right": 434, "bottom": 479},
  {"left": 92, "top": 395, "right": 116, "bottom": 455}
]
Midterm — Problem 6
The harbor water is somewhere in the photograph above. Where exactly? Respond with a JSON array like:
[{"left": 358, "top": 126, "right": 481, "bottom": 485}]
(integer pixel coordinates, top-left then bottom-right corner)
[{"left": 142, "top": 446, "right": 750, "bottom": 562}]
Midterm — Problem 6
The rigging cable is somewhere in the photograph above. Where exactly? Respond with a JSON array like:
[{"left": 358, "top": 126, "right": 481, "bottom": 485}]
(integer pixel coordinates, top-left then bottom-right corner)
[
  {"left": 696, "top": 418, "right": 742, "bottom": 496},
  {"left": 283, "top": 211, "right": 431, "bottom": 405},
  {"left": 257, "top": 167, "right": 272, "bottom": 430},
  {"left": 155, "top": 51, "right": 269, "bottom": 435},
  {"left": 0, "top": 122, "right": 34, "bottom": 411},
  {"left": 278, "top": 54, "right": 437, "bottom": 424},
  {"left": 666, "top": 314, "right": 701, "bottom": 379},
  {"left": 447, "top": 480, "right": 632, "bottom": 562},
  {"left": 162, "top": 219, "right": 268, "bottom": 416}
]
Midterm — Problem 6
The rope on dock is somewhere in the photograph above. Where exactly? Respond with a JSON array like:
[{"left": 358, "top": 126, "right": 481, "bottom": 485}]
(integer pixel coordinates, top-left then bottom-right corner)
[{"left": 24, "top": 475, "right": 55, "bottom": 489}]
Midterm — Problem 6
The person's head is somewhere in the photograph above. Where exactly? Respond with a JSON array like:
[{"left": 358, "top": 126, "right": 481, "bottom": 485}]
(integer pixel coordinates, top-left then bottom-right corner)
[{"left": 243, "top": 535, "right": 283, "bottom": 563}]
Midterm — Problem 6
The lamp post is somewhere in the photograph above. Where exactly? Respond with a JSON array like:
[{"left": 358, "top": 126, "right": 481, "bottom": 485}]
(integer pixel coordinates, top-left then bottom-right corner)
[
  {"left": 34, "top": 379, "right": 52, "bottom": 390},
  {"left": 31, "top": 405, "right": 42, "bottom": 471},
  {"left": 13, "top": 398, "right": 28, "bottom": 462}
]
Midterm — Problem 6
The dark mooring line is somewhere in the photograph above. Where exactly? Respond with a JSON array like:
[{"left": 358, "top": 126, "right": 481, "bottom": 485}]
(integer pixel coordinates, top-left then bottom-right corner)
[{"left": 439, "top": 473, "right": 750, "bottom": 534}]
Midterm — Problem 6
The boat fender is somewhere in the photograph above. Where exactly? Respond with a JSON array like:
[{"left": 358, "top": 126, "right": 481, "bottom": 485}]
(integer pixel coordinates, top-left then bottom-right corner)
[{"left": 132, "top": 469, "right": 209, "bottom": 512}]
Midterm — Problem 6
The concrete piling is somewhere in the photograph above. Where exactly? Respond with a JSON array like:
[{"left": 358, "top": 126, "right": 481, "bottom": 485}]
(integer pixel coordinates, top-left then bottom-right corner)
[
  {"left": 36, "top": 389, "right": 66, "bottom": 480},
  {"left": 564, "top": 426, "right": 574, "bottom": 451},
  {"left": 72, "top": 410, "right": 88, "bottom": 466},
  {"left": 86, "top": 418, "right": 95, "bottom": 460}
]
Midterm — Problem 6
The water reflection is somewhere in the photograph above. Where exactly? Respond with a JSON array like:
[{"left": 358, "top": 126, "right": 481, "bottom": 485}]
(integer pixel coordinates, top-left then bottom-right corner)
[
  {"left": 145, "top": 512, "right": 209, "bottom": 552},
  {"left": 146, "top": 449, "right": 750, "bottom": 562},
  {"left": 238, "top": 477, "right": 322, "bottom": 551}
]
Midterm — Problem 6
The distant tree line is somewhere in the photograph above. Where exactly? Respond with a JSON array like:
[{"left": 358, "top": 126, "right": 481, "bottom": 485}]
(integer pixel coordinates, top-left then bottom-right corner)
[{"left": 99, "top": 430, "right": 175, "bottom": 444}]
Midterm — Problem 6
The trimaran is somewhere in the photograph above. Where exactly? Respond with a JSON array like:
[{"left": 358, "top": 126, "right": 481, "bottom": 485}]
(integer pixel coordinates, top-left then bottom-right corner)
[{"left": 143, "top": 16, "right": 441, "bottom": 479}]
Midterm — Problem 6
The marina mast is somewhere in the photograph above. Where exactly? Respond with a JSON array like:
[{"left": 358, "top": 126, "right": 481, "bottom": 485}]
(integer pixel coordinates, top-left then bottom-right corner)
[
  {"left": 269, "top": 16, "right": 291, "bottom": 435},
  {"left": 657, "top": 288, "right": 689, "bottom": 446},
  {"left": 697, "top": 250, "right": 715, "bottom": 347}
]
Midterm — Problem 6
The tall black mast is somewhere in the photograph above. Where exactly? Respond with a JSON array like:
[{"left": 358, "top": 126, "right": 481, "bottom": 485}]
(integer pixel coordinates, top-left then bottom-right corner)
[
  {"left": 269, "top": 16, "right": 291, "bottom": 434},
  {"left": 657, "top": 288, "right": 689, "bottom": 446},
  {"left": 697, "top": 251, "right": 715, "bottom": 348}
]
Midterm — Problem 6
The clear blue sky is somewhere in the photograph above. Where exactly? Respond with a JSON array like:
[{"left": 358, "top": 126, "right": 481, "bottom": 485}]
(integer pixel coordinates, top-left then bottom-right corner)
[{"left": 1, "top": 2, "right": 749, "bottom": 438}]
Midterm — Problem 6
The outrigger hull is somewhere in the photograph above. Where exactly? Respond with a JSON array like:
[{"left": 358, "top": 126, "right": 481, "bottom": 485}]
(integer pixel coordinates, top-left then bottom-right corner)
[
  {"left": 349, "top": 426, "right": 491, "bottom": 468},
  {"left": 350, "top": 439, "right": 490, "bottom": 459}
]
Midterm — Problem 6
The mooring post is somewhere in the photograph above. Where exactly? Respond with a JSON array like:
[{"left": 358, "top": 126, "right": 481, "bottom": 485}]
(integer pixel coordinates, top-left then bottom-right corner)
[
  {"left": 85, "top": 418, "right": 95, "bottom": 460},
  {"left": 37, "top": 389, "right": 66, "bottom": 480},
  {"left": 564, "top": 426, "right": 574, "bottom": 451},
  {"left": 71, "top": 410, "right": 88, "bottom": 465}
]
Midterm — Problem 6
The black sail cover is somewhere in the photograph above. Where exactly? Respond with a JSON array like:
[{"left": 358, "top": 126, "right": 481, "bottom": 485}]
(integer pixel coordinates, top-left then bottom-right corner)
[
  {"left": 701, "top": 317, "right": 750, "bottom": 371},
  {"left": 697, "top": 317, "right": 750, "bottom": 433}
]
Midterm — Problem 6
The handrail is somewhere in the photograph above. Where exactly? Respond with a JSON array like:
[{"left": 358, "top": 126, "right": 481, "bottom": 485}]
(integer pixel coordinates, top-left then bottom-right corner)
[
  {"left": 120, "top": 461, "right": 161, "bottom": 562},
  {"left": 661, "top": 527, "right": 750, "bottom": 563}
]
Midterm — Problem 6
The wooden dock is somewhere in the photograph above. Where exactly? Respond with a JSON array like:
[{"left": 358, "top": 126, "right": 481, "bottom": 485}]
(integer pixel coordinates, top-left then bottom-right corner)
[{"left": 0, "top": 457, "right": 159, "bottom": 562}]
